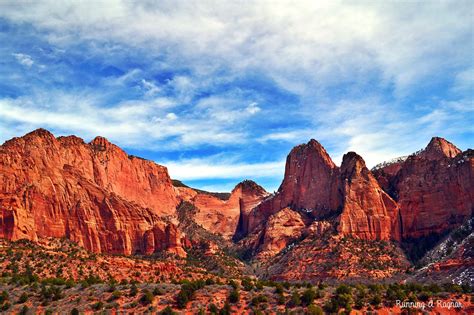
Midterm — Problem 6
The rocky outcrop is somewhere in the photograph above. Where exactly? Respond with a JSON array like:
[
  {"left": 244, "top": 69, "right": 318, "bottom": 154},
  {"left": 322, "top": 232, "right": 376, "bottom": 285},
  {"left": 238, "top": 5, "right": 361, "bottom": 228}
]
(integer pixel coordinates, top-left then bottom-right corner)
[
  {"left": 176, "top": 180, "right": 269, "bottom": 239},
  {"left": 238, "top": 139, "right": 401, "bottom": 242},
  {"left": 256, "top": 207, "right": 308, "bottom": 259},
  {"left": 0, "top": 129, "right": 185, "bottom": 257},
  {"left": 237, "top": 140, "right": 340, "bottom": 238},
  {"left": 240, "top": 137, "right": 472, "bottom": 250},
  {"left": 375, "top": 138, "right": 473, "bottom": 240},
  {"left": 338, "top": 152, "right": 401, "bottom": 241}
]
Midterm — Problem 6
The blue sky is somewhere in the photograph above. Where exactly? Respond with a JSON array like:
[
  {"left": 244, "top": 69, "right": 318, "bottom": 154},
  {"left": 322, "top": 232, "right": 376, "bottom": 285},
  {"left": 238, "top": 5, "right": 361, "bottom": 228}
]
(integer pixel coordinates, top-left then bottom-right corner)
[{"left": 0, "top": 1, "right": 472, "bottom": 192}]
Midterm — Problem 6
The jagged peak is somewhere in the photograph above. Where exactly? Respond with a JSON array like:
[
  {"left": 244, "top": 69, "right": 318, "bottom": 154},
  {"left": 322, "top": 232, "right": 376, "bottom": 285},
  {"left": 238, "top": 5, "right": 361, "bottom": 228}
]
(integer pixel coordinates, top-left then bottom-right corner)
[
  {"left": 89, "top": 136, "right": 116, "bottom": 152},
  {"left": 25, "top": 128, "right": 55, "bottom": 140},
  {"left": 421, "top": 136, "right": 461, "bottom": 160},
  {"left": 232, "top": 179, "right": 268, "bottom": 195},
  {"left": 57, "top": 135, "right": 86, "bottom": 146},
  {"left": 340, "top": 151, "right": 367, "bottom": 177},
  {"left": 289, "top": 138, "right": 336, "bottom": 168}
]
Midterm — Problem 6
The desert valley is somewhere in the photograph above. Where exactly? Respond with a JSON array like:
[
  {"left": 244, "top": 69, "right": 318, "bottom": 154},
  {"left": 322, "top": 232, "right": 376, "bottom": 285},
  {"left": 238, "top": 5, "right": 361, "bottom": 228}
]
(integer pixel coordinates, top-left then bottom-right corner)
[{"left": 0, "top": 129, "right": 472, "bottom": 314}]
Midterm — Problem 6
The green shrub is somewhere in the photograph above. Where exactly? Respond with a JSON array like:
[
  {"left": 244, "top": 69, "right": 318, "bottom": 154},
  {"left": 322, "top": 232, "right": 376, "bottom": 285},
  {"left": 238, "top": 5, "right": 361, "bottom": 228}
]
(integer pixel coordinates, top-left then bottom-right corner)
[
  {"left": 1, "top": 302, "right": 11, "bottom": 311},
  {"left": 160, "top": 306, "right": 176, "bottom": 315},
  {"left": 219, "top": 302, "right": 231, "bottom": 315},
  {"left": 175, "top": 280, "right": 206, "bottom": 309},
  {"left": 251, "top": 294, "right": 268, "bottom": 306},
  {"left": 301, "top": 288, "right": 317, "bottom": 306},
  {"left": 129, "top": 283, "right": 138, "bottom": 297},
  {"left": 241, "top": 277, "right": 253, "bottom": 291},
  {"left": 0, "top": 290, "right": 8, "bottom": 303},
  {"left": 229, "top": 280, "right": 239, "bottom": 290},
  {"left": 277, "top": 293, "right": 285, "bottom": 305},
  {"left": 307, "top": 304, "right": 324, "bottom": 315},
  {"left": 208, "top": 303, "right": 219, "bottom": 314},
  {"left": 336, "top": 284, "right": 352, "bottom": 295},
  {"left": 140, "top": 289, "right": 154, "bottom": 305},
  {"left": 288, "top": 290, "right": 301, "bottom": 307},
  {"left": 153, "top": 287, "right": 163, "bottom": 296},
  {"left": 71, "top": 308, "right": 79, "bottom": 315},
  {"left": 205, "top": 278, "right": 215, "bottom": 285},
  {"left": 19, "top": 305, "right": 29, "bottom": 315},
  {"left": 370, "top": 294, "right": 382, "bottom": 307},
  {"left": 228, "top": 288, "right": 240, "bottom": 304},
  {"left": 18, "top": 292, "right": 28, "bottom": 304},
  {"left": 275, "top": 283, "right": 284, "bottom": 294},
  {"left": 92, "top": 301, "right": 103, "bottom": 310},
  {"left": 111, "top": 290, "right": 122, "bottom": 300}
]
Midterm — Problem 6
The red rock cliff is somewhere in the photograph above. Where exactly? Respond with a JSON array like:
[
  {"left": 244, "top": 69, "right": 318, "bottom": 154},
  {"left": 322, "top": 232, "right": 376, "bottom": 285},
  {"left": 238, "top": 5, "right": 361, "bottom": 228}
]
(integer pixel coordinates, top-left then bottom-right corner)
[
  {"left": 375, "top": 137, "right": 473, "bottom": 239},
  {"left": 238, "top": 140, "right": 340, "bottom": 238},
  {"left": 337, "top": 152, "right": 401, "bottom": 241},
  {"left": 0, "top": 129, "right": 184, "bottom": 257},
  {"left": 176, "top": 180, "right": 269, "bottom": 239},
  {"left": 238, "top": 139, "right": 400, "bottom": 241}
]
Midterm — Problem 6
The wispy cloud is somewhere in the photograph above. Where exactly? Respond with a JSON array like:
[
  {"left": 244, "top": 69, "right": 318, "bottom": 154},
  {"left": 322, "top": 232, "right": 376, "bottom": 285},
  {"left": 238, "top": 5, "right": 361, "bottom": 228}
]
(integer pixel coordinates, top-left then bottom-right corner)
[
  {"left": 162, "top": 156, "right": 285, "bottom": 181},
  {"left": 12, "top": 53, "right": 34, "bottom": 67},
  {"left": 0, "top": 0, "right": 472, "bottom": 190}
]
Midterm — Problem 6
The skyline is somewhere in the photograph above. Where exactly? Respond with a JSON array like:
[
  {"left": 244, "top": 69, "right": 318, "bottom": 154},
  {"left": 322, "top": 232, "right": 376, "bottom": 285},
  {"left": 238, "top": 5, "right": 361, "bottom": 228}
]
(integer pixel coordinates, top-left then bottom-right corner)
[{"left": 1, "top": 1, "right": 473, "bottom": 192}]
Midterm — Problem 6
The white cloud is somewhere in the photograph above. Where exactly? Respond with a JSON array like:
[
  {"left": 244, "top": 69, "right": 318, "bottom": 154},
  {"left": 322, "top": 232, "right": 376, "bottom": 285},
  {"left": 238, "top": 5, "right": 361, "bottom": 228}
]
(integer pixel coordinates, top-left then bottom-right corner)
[
  {"left": 0, "top": 92, "right": 236, "bottom": 148},
  {"left": 246, "top": 102, "right": 261, "bottom": 114},
  {"left": 1, "top": 1, "right": 471, "bottom": 96},
  {"left": 162, "top": 156, "right": 285, "bottom": 181},
  {"left": 12, "top": 53, "right": 34, "bottom": 67},
  {"left": 258, "top": 129, "right": 316, "bottom": 143},
  {"left": 0, "top": 0, "right": 472, "bottom": 188},
  {"left": 165, "top": 112, "right": 177, "bottom": 120}
]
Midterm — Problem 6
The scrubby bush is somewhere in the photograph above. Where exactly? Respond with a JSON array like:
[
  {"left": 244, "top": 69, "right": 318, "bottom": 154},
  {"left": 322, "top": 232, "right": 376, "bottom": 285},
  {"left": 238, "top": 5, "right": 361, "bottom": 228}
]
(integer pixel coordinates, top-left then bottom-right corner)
[
  {"left": 160, "top": 306, "right": 176, "bottom": 315},
  {"left": 301, "top": 288, "right": 317, "bottom": 306},
  {"left": 140, "top": 289, "right": 154, "bottom": 305},
  {"left": 92, "top": 301, "right": 104, "bottom": 310},
  {"left": 277, "top": 293, "right": 286, "bottom": 305},
  {"left": 0, "top": 291, "right": 8, "bottom": 303},
  {"left": 19, "top": 305, "right": 29, "bottom": 315},
  {"left": 241, "top": 277, "right": 253, "bottom": 291},
  {"left": 288, "top": 290, "right": 301, "bottom": 307},
  {"left": 251, "top": 294, "right": 268, "bottom": 306},
  {"left": 153, "top": 287, "right": 163, "bottom": 296},
  {"left": 176, "top": 280, "right": 206, "bottom": 309},
  {"left": 307, "top": 304, "right": 324, "bottom": 315},
  {"left": 219, "top": 302, "right": 231, "bottom": 315},
  {"left": 129, "top": 283, "right": 138, "bottom": 297},
  {"left": 18, "top": 292, "right": 28, "bottom": 304},
  {"left": 208, "top": 303, "right": 219, "bottom": 314},
  {"left": 228, "top": 288, "right": 240, "bottom": 304},
  {"left": 275, "top": 283, "right": 284, "bottom": 294}
]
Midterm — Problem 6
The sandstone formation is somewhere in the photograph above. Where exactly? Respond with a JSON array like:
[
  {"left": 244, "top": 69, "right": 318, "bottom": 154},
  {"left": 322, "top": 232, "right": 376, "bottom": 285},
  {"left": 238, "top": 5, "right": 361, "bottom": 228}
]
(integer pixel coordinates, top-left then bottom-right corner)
[
  {"left": 255, "top": 207, "right": 307, "bottom": 259},
  {"left": 237, "top": 140, "right": 340, "bottom": 238},
  {"left": 0, "top": 129, "right": 472, "bottom": 278},
  {"left": 374, "top": 137, "right": 473, "bottom": 239},
  {"left": 0, "top": 129, "right": 185, "bottom": 257},
  {"left": 238, "top": 139, "right": 400, "bottom": 243},
  {"left": 238, "top": 137, "right": 472, "bottom": 262},
  {"left": 338, "top": 152, "right": 401, "bottom": 241},
  {"left": 176, "top": 180, "right": 269, "bottom": 239}
]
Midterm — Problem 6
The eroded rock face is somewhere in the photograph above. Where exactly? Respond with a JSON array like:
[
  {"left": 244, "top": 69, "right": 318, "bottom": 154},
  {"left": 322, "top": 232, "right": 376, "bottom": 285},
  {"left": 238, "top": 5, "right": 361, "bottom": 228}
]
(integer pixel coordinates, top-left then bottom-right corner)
[
  {"left": 239, "top": 136, "right": 471, "bottom": 254},
  {"left": 376, "top": 138, "right": 473, "bottom": 239},
  {"left": 276, "top": 139, "right": 340, "bottom": 214},
  {"left": 256, "top": 207, "right": 307, "bottom": 259},
  {"left": 176, "top": 180, "right": 269, "bottom": 239},
  {"left": 338, "top": 152, "right": 401, "bottom": 241},
  {"left": 238, "top": 140, "right": 340, "bottom": 238},
  {"left": 0, "top": 129, "right": 185, "bottom": 257},
  {"left": 239, "top": 140, "right": 400, "bottom": 242}
]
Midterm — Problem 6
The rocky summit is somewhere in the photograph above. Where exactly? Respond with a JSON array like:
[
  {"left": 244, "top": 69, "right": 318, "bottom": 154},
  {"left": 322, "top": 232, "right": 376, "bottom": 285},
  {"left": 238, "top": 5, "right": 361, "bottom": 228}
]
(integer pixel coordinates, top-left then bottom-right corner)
[{"left": 0, "top": 129, "right": 472, "bottom": 313}]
